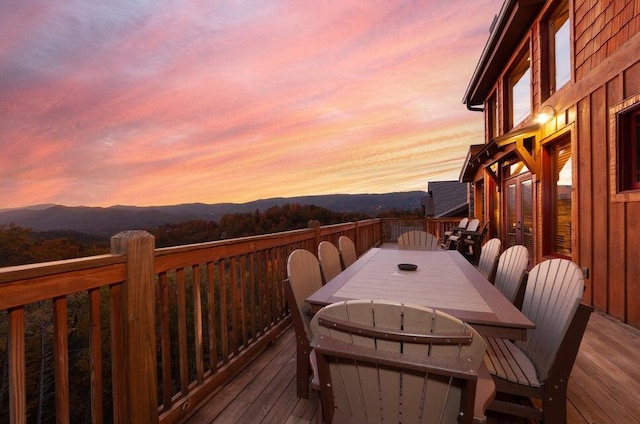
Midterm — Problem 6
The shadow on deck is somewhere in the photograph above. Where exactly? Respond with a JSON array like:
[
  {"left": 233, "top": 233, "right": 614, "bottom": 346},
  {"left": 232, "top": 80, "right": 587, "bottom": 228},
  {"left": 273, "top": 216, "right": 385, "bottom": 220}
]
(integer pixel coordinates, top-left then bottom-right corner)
[{"left": 184, "top": 309, "right": 640, "bottom": 424}]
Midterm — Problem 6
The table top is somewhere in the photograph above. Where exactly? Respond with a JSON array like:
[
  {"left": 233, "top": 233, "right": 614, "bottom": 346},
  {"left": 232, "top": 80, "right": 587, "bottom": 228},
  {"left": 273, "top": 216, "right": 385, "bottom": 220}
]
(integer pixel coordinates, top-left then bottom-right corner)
[{"left": 306, "top": 248, "right": 535, "bottom": 340}]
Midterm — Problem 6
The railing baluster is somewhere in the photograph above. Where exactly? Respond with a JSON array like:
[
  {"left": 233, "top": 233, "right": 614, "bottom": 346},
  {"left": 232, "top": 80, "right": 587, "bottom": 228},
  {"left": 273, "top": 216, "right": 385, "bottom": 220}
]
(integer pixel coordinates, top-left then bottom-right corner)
[
  {"left": 239, "top": 255, "right": 248, "bottom": 348},
  {"left": 176, "top": 267, "right": 189, "bottom": 395},
  {"left": 265, "top": 250, "right": 273, "bottom": 329},
  {"left": 206, "top": 262, "right": 218, "bottom": 371},
  {"left": 88, "top": 287, "right": 103, "bottom": 424},
  {"left": 229, "top": 258, "right": 239, "bottom": 356},
  {"left": 158, "top": 273, "right": 172, "bottom": 408},
  {"left": 192, "top": 265, "right": 204, "bottom": 383},
  {"left": 275, "top": 247, "right": 284, "bottom": 320},
  {"left": 158, "top": 272, "right": 173, "bottom": 409},
  {"left": 257, "top": 251, "right": 265, "bottom": 336},
  {"left": 217, "top": 261, "right": 229, "bottom": 362},
  {"left": 109, "top": 283, "right": 126, "bottom": 423},
  {"left": 53, "top": 296, "right": 70, "bottom": 423},
  {"left": 248, "top": 253, "right": 257, "bottom": 342},
  {"left": 8, "top": 306, "right": 26, "bottom": 424}
]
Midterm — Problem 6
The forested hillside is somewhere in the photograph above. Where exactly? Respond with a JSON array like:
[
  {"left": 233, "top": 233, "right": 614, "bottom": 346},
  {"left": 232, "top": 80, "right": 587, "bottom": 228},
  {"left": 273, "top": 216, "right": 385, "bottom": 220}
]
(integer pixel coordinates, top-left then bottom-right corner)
[
  {"left": 0, "top": 191, "right": 427, "bottom": 236},
  {"left": 0, "top": 203, "right": 391, "bottom": 267}
]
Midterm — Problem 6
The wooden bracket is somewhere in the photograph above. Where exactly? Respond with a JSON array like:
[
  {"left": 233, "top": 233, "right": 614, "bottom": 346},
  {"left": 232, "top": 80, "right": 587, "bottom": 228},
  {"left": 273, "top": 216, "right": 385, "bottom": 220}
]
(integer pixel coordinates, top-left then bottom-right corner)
[{"left": 515, "top": 137, "right": 540, "bottom": 175}]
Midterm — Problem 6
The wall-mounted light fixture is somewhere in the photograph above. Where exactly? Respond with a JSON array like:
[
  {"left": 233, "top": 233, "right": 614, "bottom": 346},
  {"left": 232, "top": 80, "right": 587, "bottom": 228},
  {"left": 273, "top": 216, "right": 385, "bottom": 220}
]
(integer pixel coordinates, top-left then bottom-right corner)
[{"left": 535, "top": 104, "right": 556, "bottom": 124}]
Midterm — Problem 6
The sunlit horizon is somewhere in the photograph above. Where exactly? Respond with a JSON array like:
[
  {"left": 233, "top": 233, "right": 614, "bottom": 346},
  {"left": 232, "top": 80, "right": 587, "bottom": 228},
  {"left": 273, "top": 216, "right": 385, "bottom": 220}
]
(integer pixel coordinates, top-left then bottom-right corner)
[{"left": 0, "top": 0, "right": 503, "bottom": 209}]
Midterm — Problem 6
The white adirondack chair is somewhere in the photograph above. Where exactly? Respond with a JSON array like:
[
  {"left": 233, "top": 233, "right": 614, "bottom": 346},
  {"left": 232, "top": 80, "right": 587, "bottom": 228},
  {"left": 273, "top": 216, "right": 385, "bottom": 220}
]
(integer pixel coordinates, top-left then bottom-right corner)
[
  {"left": 311, "top": 299, "right": 494, "bottom": 423},
  {"left": 484, "top": 259, "right": 593, "bottom": 423}
]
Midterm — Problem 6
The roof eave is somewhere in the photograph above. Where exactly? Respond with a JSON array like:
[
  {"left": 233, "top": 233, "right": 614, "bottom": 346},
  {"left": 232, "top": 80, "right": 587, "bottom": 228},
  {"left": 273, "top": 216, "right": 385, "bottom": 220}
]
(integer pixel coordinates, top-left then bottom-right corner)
[
  {"left": 463, "top": 0, "right": 546, "bottom": 108},
  {"left": 459, "top": 144, "right": 485, "bottom": 182}
]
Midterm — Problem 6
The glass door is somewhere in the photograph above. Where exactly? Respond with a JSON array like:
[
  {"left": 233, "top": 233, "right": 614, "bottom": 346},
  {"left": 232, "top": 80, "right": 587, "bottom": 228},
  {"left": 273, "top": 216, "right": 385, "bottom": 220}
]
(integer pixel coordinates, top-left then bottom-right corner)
[{"left": 505, "top": 173, "right": 534, "bottom": 260}]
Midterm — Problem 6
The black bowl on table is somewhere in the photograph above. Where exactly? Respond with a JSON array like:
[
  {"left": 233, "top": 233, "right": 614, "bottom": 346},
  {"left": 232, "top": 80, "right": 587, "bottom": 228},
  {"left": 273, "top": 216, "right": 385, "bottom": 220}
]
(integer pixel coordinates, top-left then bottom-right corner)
[{"left": 397, "top": 263, "right": 417, "bottom": 271}]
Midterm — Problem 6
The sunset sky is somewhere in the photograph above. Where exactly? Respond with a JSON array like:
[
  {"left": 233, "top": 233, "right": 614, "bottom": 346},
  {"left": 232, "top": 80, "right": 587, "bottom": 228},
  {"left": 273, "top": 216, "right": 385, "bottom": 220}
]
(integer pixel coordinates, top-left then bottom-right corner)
[{"left": 1, "top": 0, "right": 503, "bottom": 209}]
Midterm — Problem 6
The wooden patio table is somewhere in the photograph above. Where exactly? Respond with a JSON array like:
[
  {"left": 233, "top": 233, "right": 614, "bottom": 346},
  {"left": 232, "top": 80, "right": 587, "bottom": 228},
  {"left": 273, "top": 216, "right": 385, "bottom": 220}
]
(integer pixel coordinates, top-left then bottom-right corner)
[{"left": 306, "top": 247, "right": 535, "bottom": 341}]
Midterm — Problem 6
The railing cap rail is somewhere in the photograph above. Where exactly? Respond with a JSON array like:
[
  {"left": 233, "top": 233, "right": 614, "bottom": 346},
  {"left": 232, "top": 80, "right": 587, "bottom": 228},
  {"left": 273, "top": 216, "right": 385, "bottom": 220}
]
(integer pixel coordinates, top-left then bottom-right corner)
[{"left": 0, "top": 254, "right": 124, "bottom": 284}]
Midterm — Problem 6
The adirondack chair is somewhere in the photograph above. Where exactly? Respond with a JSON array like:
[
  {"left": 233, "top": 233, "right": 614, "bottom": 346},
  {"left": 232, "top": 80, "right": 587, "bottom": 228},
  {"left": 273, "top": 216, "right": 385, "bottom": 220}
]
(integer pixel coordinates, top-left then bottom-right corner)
[
  {"left": 284, "top": 249, "right": 324, "bottom": 398},
  {"left": 318, "top": 241, "right": 343, "bottom": 284},
  {"left": 446, "top": 218, "right": 480, "bottom": 250},
  {"left": 476, "top": 238, "right": 501, "bottom": 280},
  {"left": 492, "top": 245, "right": 529, "bottom": 309},
  {"left": 338, "top": 235, "right": 357, "bottom": 268},
  {"left": 458, "top": 221, "right": 489, "bottom": 265},
  {"left": 441, "top": 217, "right": 469, "bottom": 248},
  {"left": 397, "top": 230, "right": 439, "bottom": 251},
  {"left": 484, "top": 259, "right": 594, "bottom": 423},
  {"left": 310, "top": 299, "right": 494, "bottom": 424}
]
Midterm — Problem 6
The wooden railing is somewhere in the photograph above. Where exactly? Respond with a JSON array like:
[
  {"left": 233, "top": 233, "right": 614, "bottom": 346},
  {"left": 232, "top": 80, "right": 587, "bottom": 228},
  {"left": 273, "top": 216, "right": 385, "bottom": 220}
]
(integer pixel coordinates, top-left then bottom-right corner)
[
  {"left": 0, "top": 217, "right": 459, "bottom": 423},
  {"left": 382, "top": 217, "right": 462, "bottom": 242}
]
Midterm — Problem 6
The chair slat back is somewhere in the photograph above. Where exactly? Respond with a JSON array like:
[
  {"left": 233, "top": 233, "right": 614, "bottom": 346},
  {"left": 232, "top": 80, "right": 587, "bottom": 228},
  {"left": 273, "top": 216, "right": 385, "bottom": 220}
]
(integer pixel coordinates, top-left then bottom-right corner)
[
  {"left": 311, "top": 300, "right": 486, "bottom": 424},
  {"left": 516, "top": 259, "right": 585, "bottom": 381},
  {"left": 318, "top": 241, "right": 343, "bottom": 284},
  {"left": 338, "top": 236, "right": 357, "bottom": 268},
  {"left": 286, "top": 249, "right": 324, "bottom": 340},
  {"left": 465, "top": 218, "right": 480, "bottom": 232},
  {"left": 477, "top": 238, "right": 502, "bottom": 279},
  {"left": 493, "top": 245, "right": 529, "bottom": 305},
  {"left": 446, "top": 217, "right": 470, "bottom": 235},
  {"left": 397, "top": 230, "right": 439, "bottom": 251}
]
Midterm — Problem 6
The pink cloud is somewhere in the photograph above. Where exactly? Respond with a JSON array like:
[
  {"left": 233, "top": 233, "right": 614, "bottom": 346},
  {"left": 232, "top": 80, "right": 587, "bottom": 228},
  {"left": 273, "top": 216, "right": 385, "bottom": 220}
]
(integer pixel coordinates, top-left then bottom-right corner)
[{"left": 0, "top": 0, "right": 503, "bottom": 208}]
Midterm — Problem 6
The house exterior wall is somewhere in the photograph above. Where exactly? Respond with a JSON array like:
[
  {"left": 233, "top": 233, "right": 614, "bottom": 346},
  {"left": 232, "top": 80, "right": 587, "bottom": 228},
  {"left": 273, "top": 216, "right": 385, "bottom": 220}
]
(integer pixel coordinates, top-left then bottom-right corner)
[{"left": 467, "top": 0, "right": 640, "bottom": 327}]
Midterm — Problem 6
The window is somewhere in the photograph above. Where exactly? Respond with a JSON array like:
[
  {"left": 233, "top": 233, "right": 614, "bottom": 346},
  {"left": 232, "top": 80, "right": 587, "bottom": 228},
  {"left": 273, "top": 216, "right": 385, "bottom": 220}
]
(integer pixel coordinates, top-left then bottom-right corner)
[
  {"left": 553, "top": 8, "right": 570, "bottom": 89},
  {"left": 610, "top": 94, "right": 640, "bottom": 202},
  {"left": 545, "top": 1, "right": 571, "bottom": 98},
  {"left": 508, "top": 53, "right": 531, "bottom": 128},
  {"left": 618, "top": 106, "right": 640, "bottom": 190},
  {"left": 545, "top": 137, "right": 572, "bottom": 257}
]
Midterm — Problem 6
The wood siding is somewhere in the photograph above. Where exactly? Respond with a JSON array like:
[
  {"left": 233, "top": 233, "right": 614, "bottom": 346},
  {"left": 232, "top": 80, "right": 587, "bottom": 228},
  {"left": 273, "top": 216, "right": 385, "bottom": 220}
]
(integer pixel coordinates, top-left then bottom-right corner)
[
  {"left": 573, "top": 0, "right": 640, "bottom": 327},
  {"left": 574, "top": 0, "right": 639, "bottom": 80},
  {"left": 474, "top": 0, "right": 640, "bottom": 328}
]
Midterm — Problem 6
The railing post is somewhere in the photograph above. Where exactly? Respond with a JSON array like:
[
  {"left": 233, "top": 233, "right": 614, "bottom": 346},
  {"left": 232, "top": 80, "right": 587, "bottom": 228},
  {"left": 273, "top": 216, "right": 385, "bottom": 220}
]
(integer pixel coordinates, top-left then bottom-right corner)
[
  {"left": 354, "top": 221, "right": 360, "bottom": 254},
  {"left": 308, "top": 220, "right": 321, "bottom": 252},
  {"left": 110, "top": 231, "right": 159, "bottom": 423}
]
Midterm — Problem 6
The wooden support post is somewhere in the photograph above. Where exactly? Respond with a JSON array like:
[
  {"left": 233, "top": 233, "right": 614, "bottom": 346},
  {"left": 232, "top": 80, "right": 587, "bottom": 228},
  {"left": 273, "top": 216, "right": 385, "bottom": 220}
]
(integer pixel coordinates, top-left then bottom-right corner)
[
  {"left": 308, "top": 220, "right": 321, "bottom": 253},
  {"left": 354, "top": 221, "right": 359, "bottom": 255},
  {"left": 110, "top": 230, "right": 158, "bottom": 424}
]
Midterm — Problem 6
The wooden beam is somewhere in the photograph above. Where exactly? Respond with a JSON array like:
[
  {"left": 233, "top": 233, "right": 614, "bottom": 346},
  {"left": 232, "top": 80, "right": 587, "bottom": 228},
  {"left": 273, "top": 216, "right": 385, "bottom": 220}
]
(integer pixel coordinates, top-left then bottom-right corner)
[
  {"left": 515, "top": 137, "right": 541, "bottom": 175},
  {"left": 484, "top": 166, "right": 500, "bottom": 185}
]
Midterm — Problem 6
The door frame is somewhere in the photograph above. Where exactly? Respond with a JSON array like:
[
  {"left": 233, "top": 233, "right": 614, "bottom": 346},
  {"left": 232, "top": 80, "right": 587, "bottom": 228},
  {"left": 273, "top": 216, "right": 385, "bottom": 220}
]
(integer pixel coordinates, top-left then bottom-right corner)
[{"left": 503, "top": 171, "right": 534, "bottom": 259}]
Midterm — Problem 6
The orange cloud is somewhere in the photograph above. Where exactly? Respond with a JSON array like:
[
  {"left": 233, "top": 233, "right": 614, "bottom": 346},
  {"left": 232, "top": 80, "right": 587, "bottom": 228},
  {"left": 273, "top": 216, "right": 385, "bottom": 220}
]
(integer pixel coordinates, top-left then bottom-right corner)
[{"left": 0, "top": 0, "right": 503, "bottom": 208}]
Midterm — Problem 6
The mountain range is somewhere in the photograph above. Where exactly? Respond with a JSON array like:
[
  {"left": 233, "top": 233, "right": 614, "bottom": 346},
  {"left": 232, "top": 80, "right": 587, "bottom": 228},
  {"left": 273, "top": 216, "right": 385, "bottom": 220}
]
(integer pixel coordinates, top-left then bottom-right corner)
[{"left": 0, "top": 191, "right": 426, "bottom": 236}]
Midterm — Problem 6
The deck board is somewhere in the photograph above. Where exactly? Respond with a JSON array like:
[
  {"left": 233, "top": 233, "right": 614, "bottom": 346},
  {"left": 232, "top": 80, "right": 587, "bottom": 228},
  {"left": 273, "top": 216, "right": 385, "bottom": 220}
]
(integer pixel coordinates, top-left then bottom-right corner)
[{"left": 183, "top": 310, "right": 640, "bottom": 424}]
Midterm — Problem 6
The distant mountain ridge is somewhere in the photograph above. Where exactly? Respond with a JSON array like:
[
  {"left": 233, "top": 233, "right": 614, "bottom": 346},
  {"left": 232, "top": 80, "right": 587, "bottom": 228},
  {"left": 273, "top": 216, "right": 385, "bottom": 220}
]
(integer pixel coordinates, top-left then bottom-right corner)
[{"left": 0, "top": 192, "right": 426, "bottom": 236}]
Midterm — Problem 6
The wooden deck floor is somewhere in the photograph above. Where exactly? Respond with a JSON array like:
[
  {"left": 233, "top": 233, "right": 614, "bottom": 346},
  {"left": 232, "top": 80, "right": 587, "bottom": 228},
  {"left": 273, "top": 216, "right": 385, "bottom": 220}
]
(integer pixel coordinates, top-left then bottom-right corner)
[{"left": 184, "top": 310, "right": 640, "bottom": 424}]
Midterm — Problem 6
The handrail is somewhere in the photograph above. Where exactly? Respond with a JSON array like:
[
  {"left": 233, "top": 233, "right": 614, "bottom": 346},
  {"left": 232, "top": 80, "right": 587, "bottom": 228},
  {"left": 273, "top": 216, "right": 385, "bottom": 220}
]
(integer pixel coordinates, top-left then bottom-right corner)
[{"left": 0, "top": 217, "right": 457, "bottom": 423}]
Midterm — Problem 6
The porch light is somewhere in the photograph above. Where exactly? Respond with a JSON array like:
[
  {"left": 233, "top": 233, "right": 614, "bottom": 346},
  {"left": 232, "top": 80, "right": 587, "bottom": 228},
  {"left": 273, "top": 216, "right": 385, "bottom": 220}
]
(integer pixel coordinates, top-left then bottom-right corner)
[{"left": 535, "top": 104, "right": 556, "bottom": 124}]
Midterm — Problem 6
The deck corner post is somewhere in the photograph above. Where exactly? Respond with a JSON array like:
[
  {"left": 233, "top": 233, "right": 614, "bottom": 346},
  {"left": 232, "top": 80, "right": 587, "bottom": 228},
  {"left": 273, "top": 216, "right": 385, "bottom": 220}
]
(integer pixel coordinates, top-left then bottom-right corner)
[{"left": 110, "top": 230, "right": 159, "bottom": 423}]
